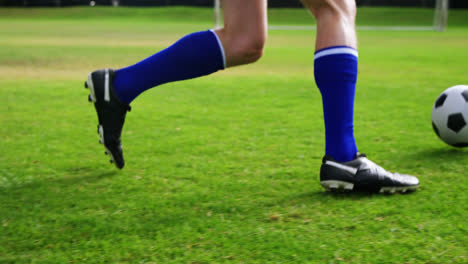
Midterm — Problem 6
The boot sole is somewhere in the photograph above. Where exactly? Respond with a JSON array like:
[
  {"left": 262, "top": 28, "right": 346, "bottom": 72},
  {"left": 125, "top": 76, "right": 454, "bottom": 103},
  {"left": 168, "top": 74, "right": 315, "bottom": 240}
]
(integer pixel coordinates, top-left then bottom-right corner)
[{"left": 321, "top": 180, "right": 418, "bottom": 194}]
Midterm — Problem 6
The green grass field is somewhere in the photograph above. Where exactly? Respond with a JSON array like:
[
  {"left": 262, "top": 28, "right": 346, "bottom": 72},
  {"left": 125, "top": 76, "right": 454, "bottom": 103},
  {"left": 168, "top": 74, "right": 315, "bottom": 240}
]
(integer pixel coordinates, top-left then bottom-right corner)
[{"left": 1, "top": 6, "right": 468, "bottom": 263}]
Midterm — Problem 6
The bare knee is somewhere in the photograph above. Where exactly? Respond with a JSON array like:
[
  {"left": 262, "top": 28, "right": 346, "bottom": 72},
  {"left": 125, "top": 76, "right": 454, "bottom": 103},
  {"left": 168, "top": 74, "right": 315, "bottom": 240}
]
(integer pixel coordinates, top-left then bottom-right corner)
[
  {"left": 232, "top": 36, "right": 265, "bottom": 64},
  {"left": 215, "top": 29, "right": 266, "bottom": 67}
]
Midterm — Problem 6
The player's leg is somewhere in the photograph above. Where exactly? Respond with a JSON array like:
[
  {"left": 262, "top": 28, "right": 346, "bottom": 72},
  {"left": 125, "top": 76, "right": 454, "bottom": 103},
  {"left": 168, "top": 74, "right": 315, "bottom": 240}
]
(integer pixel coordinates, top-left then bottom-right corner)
[
  {"left": 301, "top": 0, "right": 419, "bottom": 193},
  {"left": 302, "top": 0, "right": 357, "bottom": 163},
  {"left": 85, "top": 0, "right": 267, "bottom": 169},
  {"left": 113, "top": 0, "right": 267, "bottom": 104}
]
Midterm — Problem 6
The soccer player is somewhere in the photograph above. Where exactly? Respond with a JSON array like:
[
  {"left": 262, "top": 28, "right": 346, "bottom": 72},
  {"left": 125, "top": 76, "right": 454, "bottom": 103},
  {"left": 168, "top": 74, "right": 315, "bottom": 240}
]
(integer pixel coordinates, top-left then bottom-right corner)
[{"left": 85, "top": 0, "right": 419, "bottom": 193}]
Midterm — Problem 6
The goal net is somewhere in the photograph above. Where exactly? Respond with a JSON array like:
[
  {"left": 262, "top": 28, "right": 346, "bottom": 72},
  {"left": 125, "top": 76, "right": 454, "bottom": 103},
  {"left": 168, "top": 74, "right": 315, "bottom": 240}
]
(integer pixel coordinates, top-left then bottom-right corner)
[{"left": 214, "top": 0, "right": 449, "bottom": 31}]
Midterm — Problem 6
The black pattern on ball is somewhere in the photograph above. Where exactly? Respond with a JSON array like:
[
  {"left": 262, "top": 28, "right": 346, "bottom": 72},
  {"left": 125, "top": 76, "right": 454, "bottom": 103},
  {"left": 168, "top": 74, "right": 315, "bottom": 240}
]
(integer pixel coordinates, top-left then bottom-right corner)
[
  {"left": 447, "top": 113, "right": 466, "bottom": 133},
  {"left": 435, "top": 93, "right": 447, "bottom": 108},
  {"left": 453, "top": 142, "right": 468, "bottom": 148},
  {"left": 462, "top": 90, "right": 468, "bottom": 103}
]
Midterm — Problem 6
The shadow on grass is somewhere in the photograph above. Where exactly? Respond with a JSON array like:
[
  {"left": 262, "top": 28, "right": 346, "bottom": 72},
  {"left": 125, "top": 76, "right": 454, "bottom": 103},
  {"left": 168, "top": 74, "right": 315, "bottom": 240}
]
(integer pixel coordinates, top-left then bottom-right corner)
[
  {"left": 294, "top": 189, "right": 417, "bottom": 202},
  {"left": 0, "top": 167, "right": 118, "bottom": 192},
  {"left": 414, "top": 147, "right": 467, "bottom": 162},
  {"left": 60, "top": 167, "right": 119, "bottom": 184}
]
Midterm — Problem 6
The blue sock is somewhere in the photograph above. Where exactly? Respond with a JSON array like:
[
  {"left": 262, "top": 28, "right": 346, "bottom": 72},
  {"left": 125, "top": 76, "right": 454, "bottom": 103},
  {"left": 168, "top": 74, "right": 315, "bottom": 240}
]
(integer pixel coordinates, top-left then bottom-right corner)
[
  {"left": 114, "top": 30, "right": 226, "bottom": 104},
  {"left": 314, "top": 46, "right": 358, "bottom": 162}
]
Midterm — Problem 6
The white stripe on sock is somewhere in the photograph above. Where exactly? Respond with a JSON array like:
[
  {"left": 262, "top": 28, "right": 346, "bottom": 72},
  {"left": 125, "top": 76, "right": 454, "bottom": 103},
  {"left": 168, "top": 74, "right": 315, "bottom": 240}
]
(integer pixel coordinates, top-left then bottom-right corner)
[
  {"left": 314, "top": 47, "right": 358, "bottom": 60},
  {"left": 104, "top": 69, "right": 110, "bottom": 102},
  {"left": 210, "top": 29, "right": 226, "bottom": 69}
]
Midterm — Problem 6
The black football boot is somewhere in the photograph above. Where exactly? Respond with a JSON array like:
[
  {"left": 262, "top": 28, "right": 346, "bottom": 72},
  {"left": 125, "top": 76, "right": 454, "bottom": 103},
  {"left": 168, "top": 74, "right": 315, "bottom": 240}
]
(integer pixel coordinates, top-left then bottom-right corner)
[
  {"left": 85, "top": 69, "right": 131, "bottom": 169},
  {"left": 320, "top": 153, "right": 419, "bottom": 193}
]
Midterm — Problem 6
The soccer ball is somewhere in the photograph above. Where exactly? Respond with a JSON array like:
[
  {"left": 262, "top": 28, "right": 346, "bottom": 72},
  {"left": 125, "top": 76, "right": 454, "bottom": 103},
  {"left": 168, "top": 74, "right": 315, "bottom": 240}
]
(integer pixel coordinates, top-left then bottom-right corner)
[{"left": 431, "top": 85, "right": 468, "bottom": 147}]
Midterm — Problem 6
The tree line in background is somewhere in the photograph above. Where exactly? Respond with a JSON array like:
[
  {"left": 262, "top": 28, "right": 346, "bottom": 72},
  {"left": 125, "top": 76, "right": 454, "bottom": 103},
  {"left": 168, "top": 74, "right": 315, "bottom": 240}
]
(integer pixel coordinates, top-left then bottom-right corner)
[{"left": 0, "top": 0, "right": 467, "bottom": 8}]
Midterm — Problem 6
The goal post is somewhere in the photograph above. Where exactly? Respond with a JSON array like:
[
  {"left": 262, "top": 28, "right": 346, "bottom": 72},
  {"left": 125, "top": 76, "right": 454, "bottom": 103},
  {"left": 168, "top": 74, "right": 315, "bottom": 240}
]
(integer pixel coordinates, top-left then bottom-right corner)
[
  {"left": 434, "top": 0, "right": 449, "bottom": 31},
  {"left": 214, "top": 0, "right": 222, "bottom": 29},
  {"left": 213, "top": 0, "right": 449, "bottom": 31}
]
